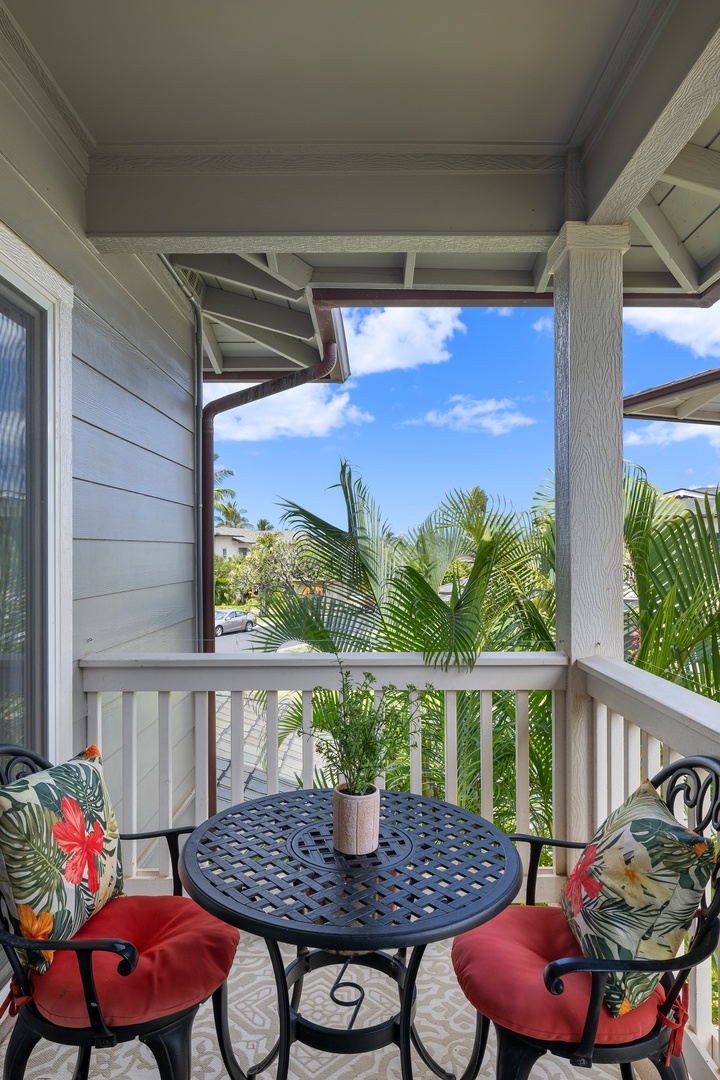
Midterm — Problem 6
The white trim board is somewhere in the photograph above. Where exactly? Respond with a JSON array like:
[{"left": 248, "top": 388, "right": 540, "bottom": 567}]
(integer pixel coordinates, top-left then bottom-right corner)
[{"left": 0, "top": 219, "right": 74, "bottom": 762}]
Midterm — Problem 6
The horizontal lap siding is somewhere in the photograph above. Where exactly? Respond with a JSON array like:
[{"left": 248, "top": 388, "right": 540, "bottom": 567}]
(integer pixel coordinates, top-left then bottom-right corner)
[
  {"left": 0, "top": 53, "right": 199, "bottom": 831},
  {"left": 72, "top": 297, "right": 198, "bottom": 820}
]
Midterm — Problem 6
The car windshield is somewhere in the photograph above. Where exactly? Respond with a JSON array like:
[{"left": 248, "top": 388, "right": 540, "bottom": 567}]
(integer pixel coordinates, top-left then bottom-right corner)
[{"left": 215, "top": 610, "right": 227, "bottom": 620}]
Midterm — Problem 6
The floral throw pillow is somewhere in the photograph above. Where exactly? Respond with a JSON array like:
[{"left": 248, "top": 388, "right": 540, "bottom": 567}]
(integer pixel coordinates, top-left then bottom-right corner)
[
  {"left": 0, "top": 745, "right": 123, "bottom": 973},
  {"left": 561, "top": 779, "right": 715, "bottom": 1017}
]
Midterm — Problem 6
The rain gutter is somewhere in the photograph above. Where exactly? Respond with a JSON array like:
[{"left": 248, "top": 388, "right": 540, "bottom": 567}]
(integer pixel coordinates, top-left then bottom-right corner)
[{"left": 202, "top": 342, "right": 337, "bottom": 810}]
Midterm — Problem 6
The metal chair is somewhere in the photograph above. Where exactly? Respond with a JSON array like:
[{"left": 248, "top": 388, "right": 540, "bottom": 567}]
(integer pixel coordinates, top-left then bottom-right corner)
[
  {"left": 452, "top": 756, "right": 720, "bottom": 1080},
  {"left": 0, "top": 745, "right": 244, "bottom": 1080}
]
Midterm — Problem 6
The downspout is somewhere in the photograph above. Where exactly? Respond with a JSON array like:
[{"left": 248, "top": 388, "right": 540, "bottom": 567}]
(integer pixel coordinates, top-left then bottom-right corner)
[
  {"left": 159, "top": 256, "right": 205, "bottom": 650},
  {"left": 202, "top": 342, "right": 337, "bottom": 811}
]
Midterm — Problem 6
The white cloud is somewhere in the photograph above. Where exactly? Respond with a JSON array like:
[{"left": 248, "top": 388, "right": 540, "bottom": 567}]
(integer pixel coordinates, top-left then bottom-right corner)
[
  {"left": 624, "top": 306, "right": 720, "bottom": 358},
  {"left": 532, "top": 316, "right": 553, "bottom": 335},
  {"left": 625, "top": 421, "right": 720, "bottom": 450},
  {"left": 207, "top": 382, "right": 373, "bottom": 442},
  {"left": 343, "top": 307, "right": 465, "bottom": 375},
  {"left": 485, "top": 307, "right": 513, "bottom": 317},
  {"left": 406, "top": 395, "right": 536, "bottom": 435}
]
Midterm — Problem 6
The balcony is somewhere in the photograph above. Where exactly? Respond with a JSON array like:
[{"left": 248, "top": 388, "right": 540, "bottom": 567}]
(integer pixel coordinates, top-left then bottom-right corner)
[{"left": 76, "top": 648, "right": 720, "bottom": 1080}]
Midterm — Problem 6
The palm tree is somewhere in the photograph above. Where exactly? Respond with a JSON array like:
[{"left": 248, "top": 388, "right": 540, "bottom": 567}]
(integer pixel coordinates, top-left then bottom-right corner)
[
  {"left": 623, "top": 466, "right": 720, "bottom": 698},
  {"left": 256, "top": 461, "right": 552, "bottom": 829},
  {"left": 256, "top": 518, "right": 274, "bottom": 531},
  {"left": 213, "top": 454, "right": 236, "bottom": 519},
  {"left": 216, "top": 501, "right": 251, "bottom": 528},
  {"left": 257, "top": 461, "right": 537, "bottom": 666}
]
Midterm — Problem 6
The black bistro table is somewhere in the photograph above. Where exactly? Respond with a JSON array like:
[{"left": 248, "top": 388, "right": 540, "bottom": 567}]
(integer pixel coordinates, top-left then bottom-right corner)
[{"left": 181, "top": 789, "right": 522, "bottom": 1080}]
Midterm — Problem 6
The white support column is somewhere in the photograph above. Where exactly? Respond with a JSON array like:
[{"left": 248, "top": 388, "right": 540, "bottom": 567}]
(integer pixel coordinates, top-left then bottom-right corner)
[{"left": 548, "top": 221, "right": 630, "bottom": 843}]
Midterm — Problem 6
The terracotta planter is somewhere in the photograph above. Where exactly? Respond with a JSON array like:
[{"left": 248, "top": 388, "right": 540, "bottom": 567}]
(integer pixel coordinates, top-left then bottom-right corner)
[{"left": 332, "top": 783, "right": 380, "bottom": 855}]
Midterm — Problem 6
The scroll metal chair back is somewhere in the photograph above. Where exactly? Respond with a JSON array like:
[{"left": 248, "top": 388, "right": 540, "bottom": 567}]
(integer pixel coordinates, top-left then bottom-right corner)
[
  {"left": 451, "top": 755, "right": 720, "bottom": 1080},
  {"left": 0, "top": 744, "right": 245, "bottom": 1080}
]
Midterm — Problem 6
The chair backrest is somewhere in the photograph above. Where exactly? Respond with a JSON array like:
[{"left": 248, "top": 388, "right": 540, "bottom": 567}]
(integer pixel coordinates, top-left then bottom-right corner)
[
  {"left": 649, "top": 755, "right": 720, "bottom": 1009},
  {"left": 0, "top": 745, "right": 52, "bottom": 786}
]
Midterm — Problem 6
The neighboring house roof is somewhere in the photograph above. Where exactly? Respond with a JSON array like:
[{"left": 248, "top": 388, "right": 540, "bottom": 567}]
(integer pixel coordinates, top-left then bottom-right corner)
[
  {"left": 214, "top": 528, "right": 298, "bottom": 549},
  {"left": 624, "top": 369, "right": 720, "bottom": 425},
  {"left": 666, "top": 486, "right": 720, "bottom": 510}
]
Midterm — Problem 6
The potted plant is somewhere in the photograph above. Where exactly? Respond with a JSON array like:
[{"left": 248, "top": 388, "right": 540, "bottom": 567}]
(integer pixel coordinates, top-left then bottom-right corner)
[{"left": 311, "top": 663, "right": 412, "bottom": 855}]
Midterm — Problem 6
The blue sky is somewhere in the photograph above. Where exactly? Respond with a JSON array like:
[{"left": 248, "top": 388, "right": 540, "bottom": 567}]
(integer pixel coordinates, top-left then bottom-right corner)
[{"left": 208, "top": 304, "right": 720, "bottom": 534}]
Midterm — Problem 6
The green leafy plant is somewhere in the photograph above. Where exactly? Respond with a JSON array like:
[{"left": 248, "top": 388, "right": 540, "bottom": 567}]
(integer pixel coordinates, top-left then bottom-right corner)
[{"left": 311, "top": 663, "right": 419, "bottom": 796}]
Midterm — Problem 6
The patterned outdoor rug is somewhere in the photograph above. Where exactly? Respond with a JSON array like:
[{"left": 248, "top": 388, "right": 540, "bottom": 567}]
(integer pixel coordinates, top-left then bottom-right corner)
[{"left": 0, "top": 934, "right": 623, "bottom": 1080}]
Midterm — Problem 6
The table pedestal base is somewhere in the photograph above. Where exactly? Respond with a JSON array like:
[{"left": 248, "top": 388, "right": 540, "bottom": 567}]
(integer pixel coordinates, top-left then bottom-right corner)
[{"left": 213, "top": 941, "right": 488, "bottom": 1080}]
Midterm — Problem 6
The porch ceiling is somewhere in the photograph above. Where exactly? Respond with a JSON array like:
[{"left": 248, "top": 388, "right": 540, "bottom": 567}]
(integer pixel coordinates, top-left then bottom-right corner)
[{"left": 5, "top": 1, "right": 720, "bottom": 381}]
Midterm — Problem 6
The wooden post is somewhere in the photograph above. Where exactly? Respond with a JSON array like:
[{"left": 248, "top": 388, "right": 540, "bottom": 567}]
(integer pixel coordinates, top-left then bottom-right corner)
[{"left": 547, "top": 222, "right": 630, "bottom": 843}]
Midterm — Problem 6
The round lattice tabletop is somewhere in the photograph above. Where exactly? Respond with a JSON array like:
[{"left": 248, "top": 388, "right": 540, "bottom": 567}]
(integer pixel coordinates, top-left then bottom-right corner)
[{"left": 181, "top": 789, "right": 522, "bottom": 952}]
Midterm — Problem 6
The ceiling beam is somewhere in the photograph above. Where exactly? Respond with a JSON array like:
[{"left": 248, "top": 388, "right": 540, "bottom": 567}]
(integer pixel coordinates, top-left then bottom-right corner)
[
  {"left": 206, "top": 315, "right": 319, "bottom": 368},
  {"left": 201, "top": 286, "right": 314, "bottom": 339},
  {"left": 675, "top": 383, "right": 720, "bottom": 419},
  {"left": 240, "top": 252, "right": 313, "bottom": 290},
  {"left": 585, "top": 3, "right": 720, "bottom": 224},
  {"left": 532, "top": 253, "right": 551, "bottom": 293},
  {"left": 622, "top": 270, "right": 685, "bottom": 292},
  {"left": 171, "top": 253, "right": 303, "bottom": 301},
  {"left": 662, "top": 143, "right": 720, "bottom": 198},
  {"left": 699, "top": 250, "right": 720, "bottom": 292},
  {"left": 86, "top": 172, "right": 562, "bottom": 251},
  {"left": 202, "top": 321, "right": 224, "bottom": 374},
  {"left": 403, "top": 253, "right": 416, "bottom": 288},
  {"left": 630, "top": 195, "right": 700, "bottom": 292},
  {"left": 308, "top": 267, "right": 535, "bottom": 290}
]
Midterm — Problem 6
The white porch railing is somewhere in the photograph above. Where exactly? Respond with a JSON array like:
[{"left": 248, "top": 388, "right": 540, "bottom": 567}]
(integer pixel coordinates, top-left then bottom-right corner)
[
  {"left": 80, "top": 651, "right": 567, "bottom": 890},
  {"left": 581, "top": 655, "right": 720, "bottom": 1080},
  {"left": 79, "top": 650, "right": 720, "bottom": 1079}
]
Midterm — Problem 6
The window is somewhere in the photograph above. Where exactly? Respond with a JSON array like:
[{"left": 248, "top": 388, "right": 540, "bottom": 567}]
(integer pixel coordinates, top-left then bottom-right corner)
[{"left": 0, "top": 277, "right": 47, "bottom": 751}]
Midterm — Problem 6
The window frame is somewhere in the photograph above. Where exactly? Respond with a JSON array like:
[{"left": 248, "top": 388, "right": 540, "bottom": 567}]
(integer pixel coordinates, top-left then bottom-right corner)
[{"left": 0, "top": 221, "right": 73, "bottom": 762}]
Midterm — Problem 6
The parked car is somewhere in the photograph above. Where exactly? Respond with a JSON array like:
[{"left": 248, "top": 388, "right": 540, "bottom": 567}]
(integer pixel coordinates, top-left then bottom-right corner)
[{"left": 214, "top": 609, "right": 256, "bottom": 636}]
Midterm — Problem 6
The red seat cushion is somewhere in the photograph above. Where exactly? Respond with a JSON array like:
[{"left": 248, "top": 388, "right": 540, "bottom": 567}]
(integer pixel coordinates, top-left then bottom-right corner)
[
  {"left": 31, "top": 895, "right": 240, "bottom": 1029},
  {"left": 452, "top": 906, "right": 665, "bottom": 1044}
]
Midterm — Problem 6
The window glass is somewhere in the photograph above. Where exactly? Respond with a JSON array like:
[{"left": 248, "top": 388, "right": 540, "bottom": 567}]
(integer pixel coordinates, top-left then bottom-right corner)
[{"left": 0, "top": 277, "right": 46, "bottom": 750}]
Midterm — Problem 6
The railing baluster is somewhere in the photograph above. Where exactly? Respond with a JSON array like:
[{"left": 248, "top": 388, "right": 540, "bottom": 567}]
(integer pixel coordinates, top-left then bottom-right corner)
[
  {"left": 444, "top": 690, "right": 458, "bottom": 805},
  {"left": 122, "top": 691, "right": 138, "bottom": 876},
  {"left": 642, "top": 732, "right": 662, "bottom": 780},
  {"left": 608, "top": 709, "right": 624, "bottom": 812},
  {"left": 266, "top": 690, "right": 279, "bottom": 794},
  {"left": 625, "top": 720, "right": 641, "bottom": 798},
  {"left": 553, "top": 689, "right": 567, "bottom": 877},
  {"left": 690, "top": 956, "right": 713, "bottom": 1055},
  {"left": 481, "top": 690, "right": 493, "bottom": 822},
  {"left": 594, "top": 700, "right": 608, "bottom": 828},
  {"left": 302, "top": 690, "right": 313, "bottom": 790},
  {"left": 230, "top": 691, "right": 245, "bottom": 804},
  {"left": 194, "top": 692, "right": 209, "bottom": 822},
  {"left": 515, "top": 691, "right": 530, "bottom": 871},
  {"left": 158, "top": 691, "right": 172, "bottom": 878},
  {"left": 409, "top": 690, "right": 422, "bottom": 794},
  {"left": 87, "top": 692, "right": 102, "bottom": 752},
  {"left": 373, "top": 688, "right": 385, "bottom": 790}
]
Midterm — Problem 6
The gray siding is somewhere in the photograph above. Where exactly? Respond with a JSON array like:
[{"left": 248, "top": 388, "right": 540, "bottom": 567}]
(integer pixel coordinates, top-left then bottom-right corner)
[{"left": 0, "top": 53, "right": 199, "bottom": 828}]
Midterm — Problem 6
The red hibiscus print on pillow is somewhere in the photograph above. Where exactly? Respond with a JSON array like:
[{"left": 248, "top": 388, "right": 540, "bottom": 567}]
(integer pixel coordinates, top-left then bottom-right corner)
[
  {"left": 564, "top": 844, "right": 603, "bottom": 916},
  {"left": 52, "top": 797, "right": 104, "bottom": 893}
]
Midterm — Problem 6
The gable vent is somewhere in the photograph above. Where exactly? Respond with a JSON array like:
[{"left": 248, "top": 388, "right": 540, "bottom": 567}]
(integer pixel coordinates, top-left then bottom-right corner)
[{"left": 177, "top": 267, "right": 206, "bottom": 301}]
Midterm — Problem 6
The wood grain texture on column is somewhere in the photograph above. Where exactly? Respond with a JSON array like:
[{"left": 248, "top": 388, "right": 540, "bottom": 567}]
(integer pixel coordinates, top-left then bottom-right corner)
[{"left": 549, "top": 222, "right": 629, "bottom": 842}]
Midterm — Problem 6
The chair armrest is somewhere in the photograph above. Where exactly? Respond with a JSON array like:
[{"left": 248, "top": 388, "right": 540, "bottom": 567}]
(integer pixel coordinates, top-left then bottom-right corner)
[
  {"left": 0, "top": 924, "right": 139, "bottom": 1046},
  {"left": 544, "top": 924, "right": 719, "bottom": 994},
  {"left": 509, "top": 834, "right": 587, "bottom": 906},
  {"left": 120, "top": 825, "right": 194, "bottom": 896},
  {"left": 542, "top": 919, "right": 720, "bottom": 1069}
]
